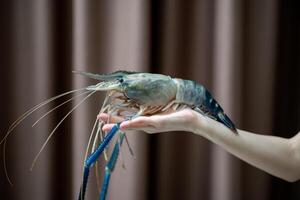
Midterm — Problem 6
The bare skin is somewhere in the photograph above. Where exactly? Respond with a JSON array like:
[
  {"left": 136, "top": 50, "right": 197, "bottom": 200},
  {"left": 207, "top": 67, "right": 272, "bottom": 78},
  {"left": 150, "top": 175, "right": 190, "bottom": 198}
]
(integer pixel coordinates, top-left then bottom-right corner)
[{"left": 98, "top": 108, "right": 300, "bottom": 182}]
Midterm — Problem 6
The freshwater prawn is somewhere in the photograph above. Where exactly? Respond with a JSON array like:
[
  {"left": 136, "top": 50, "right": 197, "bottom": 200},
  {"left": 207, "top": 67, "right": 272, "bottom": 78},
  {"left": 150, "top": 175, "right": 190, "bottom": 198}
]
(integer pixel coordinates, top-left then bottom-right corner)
[{"left": 2, "top": 70, "right": 237, "bottom": 200}]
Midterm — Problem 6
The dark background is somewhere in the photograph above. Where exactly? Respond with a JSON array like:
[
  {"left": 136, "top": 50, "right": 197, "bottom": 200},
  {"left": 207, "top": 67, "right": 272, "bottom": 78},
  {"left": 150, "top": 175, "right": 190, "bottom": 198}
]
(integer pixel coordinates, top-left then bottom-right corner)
[{"left": 0, "top": 0, "right": 299, "bottom": 199}]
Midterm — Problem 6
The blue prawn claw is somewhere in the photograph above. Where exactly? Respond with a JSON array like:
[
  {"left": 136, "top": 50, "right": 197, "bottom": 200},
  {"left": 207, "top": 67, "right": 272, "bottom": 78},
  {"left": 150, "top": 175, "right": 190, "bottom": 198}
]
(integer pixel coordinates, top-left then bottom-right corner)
[
  {"left": 78, "top": 123, "right": 120, "bottom": 200},
  {"left": 100, "top": 132, "right": 125, "bottom": 200}
]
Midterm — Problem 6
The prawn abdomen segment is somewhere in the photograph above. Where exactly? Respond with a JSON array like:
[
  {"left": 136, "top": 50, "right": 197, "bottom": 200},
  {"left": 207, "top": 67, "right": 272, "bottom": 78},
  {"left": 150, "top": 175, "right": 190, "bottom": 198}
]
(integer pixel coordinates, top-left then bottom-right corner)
[
  {"left": 174, "top": 78, "right": 236, "bottom": 132},
  {"left": 173, "top": 78, "right": 206, "bottom": 106}
]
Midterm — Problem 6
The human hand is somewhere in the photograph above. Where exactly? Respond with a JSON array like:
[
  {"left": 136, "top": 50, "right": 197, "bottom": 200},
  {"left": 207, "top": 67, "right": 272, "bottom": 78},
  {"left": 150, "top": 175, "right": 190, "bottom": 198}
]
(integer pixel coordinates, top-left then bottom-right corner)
[{"left": 98, "top": 108, "right": 208, "bottom": 134}]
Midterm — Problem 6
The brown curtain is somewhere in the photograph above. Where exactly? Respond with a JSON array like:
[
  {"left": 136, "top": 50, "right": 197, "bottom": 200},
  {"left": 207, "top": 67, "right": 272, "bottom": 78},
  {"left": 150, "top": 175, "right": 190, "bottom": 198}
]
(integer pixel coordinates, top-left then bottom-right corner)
[{"left": 1, "top": 0, "right": 299, "bottom": 200}]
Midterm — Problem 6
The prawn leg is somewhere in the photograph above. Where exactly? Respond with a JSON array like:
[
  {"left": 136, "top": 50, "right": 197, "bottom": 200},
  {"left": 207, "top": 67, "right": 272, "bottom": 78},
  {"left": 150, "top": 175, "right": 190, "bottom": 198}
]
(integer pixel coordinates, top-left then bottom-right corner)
[
  {"left": 78, "top": 123, "right": 120, "bottom": 200},
  {"left": 99, "top": 132, "right": 125, "bottom": 200}
]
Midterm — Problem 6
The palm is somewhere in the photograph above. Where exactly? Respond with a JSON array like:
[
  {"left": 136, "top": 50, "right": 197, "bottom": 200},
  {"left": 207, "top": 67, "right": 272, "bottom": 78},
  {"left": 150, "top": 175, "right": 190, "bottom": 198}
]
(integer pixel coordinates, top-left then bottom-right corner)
[{"left": 99, "top": 108, "right": 207, "bottom": 134}]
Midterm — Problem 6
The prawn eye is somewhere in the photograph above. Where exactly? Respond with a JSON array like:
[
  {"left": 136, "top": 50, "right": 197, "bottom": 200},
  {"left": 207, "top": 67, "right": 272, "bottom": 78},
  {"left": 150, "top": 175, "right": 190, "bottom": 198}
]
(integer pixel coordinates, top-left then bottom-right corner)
[{"left": 118, "top": 78, "right": 124, "bottom": 83}]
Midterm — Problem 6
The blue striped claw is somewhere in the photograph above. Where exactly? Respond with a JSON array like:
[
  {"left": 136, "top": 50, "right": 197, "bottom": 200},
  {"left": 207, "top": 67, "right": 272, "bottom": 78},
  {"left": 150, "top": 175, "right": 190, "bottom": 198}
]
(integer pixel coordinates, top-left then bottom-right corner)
[
  {"left": 99, "top": 133, "right": 125, "bottom": 200},
  {"left": 78, "top": 123, "right": 120, "bottom": 200}
]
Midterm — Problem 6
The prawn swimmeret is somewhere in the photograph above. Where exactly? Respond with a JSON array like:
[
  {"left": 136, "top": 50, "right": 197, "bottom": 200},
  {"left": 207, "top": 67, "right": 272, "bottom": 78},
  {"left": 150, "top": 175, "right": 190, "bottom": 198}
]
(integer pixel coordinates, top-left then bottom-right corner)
[{"left": 2, "top": 70, "right": 237, "bottom": 200}]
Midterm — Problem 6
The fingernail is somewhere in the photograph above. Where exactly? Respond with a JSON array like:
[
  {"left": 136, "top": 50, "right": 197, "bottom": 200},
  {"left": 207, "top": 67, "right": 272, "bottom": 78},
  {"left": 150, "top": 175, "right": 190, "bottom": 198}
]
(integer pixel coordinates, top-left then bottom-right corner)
[
  {"left": 102, "top": 124, "right": 109, "bottom": 131},
  {"left": 120, "top": 121, "right": 129, "bottom": 129}
]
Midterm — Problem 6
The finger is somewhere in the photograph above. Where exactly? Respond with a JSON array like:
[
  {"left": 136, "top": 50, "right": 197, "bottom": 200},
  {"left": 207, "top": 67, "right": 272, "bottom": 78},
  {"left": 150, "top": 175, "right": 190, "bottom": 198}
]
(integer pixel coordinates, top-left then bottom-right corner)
[
  {"left": 100, "top": 116, "right": 151, "bottom": 132},
  {"left": 102, "top": 123, "right": 116, "bottom": 132},
  {"left": 97, "top": 113, "right": 108, "bottom": 121},
  {"left": 120, "top": 117, "right": 153, "bottom": 129},
  {"left": 102, "top": 123, "right": 137, "bottom": 132},
  {"left": 97, "top": 113, "right": 124, "bottom": 123}
]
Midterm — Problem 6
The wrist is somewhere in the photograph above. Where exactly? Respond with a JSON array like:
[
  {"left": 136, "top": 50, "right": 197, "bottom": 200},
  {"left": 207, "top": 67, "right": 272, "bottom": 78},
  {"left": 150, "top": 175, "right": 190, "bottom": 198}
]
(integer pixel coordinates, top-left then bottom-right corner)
[{"left": 190, "top": 112, "right": 210, "bottom": 136}]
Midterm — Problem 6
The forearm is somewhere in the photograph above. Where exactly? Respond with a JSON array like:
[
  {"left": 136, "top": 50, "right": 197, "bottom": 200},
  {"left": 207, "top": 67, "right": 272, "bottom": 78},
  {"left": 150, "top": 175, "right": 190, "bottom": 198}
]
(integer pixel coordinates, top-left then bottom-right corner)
[
  {"left": 193, "top": 116, "right": 300, "bottom": 182},
  {"left": 101, "top": 109, "right": 300, "bottom": 181}
]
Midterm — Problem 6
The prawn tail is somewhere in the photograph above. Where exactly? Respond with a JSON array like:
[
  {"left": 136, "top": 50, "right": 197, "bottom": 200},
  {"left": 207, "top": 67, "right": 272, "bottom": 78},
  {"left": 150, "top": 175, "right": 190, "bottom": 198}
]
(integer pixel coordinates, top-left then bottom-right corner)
[
  {"left": 196, "top": 89, "right": 237, "bottom": 133},
  {"left": 216, "top": 112, "right": 237, "bottom": 133}
]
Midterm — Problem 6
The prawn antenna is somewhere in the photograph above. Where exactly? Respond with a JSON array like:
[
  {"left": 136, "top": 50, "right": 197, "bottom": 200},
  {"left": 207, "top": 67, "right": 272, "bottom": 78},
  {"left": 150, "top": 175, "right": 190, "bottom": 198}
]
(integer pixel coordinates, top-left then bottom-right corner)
[
  {"left": 3, "top": 140, "right": 13, "bottom": 186},
  {"left": 30, "top": 90, "right": 96, "bottom": 171},
  {"left": 31, "top": 90, "right": 91, "bottom": 127},
  {"left": 2, "top": 88, "right": 88, "bottom": 186},
  {"left": 1, "top": 88, "right": 87, "bottom": 144}
]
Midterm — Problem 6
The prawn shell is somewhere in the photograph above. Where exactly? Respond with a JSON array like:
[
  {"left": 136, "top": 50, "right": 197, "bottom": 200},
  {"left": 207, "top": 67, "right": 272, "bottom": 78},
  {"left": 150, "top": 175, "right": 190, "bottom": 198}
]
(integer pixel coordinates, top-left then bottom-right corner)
[
  {"left": 173, "top": 78, "right": 206, "bottom": 106},
  {"left": 123, "top": 73, "right": 177, "bottom": 106}
]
